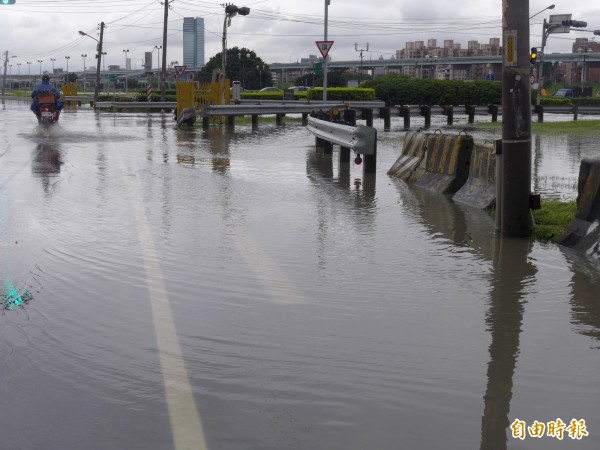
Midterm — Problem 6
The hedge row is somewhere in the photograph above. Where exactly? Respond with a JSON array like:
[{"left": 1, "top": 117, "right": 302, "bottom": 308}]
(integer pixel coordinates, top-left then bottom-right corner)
[{"left": 361, "top": 74, "right": 502, "bottom": 106}]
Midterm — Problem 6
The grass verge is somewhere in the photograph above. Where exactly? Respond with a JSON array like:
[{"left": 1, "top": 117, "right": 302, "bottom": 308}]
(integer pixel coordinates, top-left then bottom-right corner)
[{"left": 532, "top": 200, "right": 577, "bottom": 242}]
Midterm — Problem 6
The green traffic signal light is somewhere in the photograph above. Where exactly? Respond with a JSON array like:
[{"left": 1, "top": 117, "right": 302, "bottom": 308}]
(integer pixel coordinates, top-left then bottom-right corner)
[
  {"left": 530, "top": 47, "right": 538, "bottom": 64},
  {"left": 1, "top": 0, "right": 17, "bottom": 4}
]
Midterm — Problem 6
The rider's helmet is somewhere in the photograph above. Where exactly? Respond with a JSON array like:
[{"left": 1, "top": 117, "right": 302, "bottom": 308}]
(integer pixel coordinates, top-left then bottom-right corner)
[{"left": 42, "top": 72, "right": 50, "bottom": 82}]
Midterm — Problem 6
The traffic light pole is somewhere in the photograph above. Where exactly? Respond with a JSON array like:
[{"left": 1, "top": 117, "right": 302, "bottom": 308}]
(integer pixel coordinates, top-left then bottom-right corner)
[{"left": 500, "top": 0, "right": 532, "bottom": 237}]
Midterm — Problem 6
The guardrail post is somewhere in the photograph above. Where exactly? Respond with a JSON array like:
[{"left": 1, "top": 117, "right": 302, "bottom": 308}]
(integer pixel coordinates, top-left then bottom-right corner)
[
  {"left": 344, "top": 109, "right": 356, "bottom": 126},
  {"left": 276, "top": 113, "right": 285, "bottom": 126},
  {"left": 340, "top": 109, "right": 356, "bottom": 163},
  {"left": 251, "top": 114, "right": 259, "bottom": 129},
  {"left": 226, "top": 116, "right": 235, "bottom": 128},
  {"left": 315, "top": 136, "right": 333, "bottom": 154},
  {"left": 399, "top": 105, "right": 410, "bottom": 129},
  {"left": 444, "top": 105, "right": 454, "bottom": 126},
  {"left": 363, "top": 129, "right": 377, "bottom": 173},
  {"left": 362, "top": 108, "right": 374, "bottom": 127},
  {"left": 380, "top": 106, "right": 391, "bottom": 131},
  {"left": 302, "top": 113, "right": 308, "bottom": 125},
  {"left": 573, "top": 103, "right": 578, "bottom": 121},
  {"left": 203, "top": 116, "right": 210, "bottom": 131},
  {"left": 420, "top": 105, "right": 431, "bottom": 128},
  {"left": 536, "top": 104, "right": 544, "bottom": 123},
  {"left": 488, "top": 104, "right": 498, "bottom": 122},
  {"left": 466, "top": 105, "right": 475, "bottom": 123}
]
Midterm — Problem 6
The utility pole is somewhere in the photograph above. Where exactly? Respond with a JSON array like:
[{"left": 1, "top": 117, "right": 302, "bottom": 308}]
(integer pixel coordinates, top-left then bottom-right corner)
[
  {"left": 94, "top": 22, "right": 105, "bottom": 106},
  {"left": 500, "top": 0, "right": 532, "bottom": 237},
  {"left": 355, "top": 42, "right": 369, "bottom": 82},
  {"left": 1, "top": 51, "right": 8, "bottom": 97},
  {"left": 160, "top": 0, "right": 171, "bottom": 102}
]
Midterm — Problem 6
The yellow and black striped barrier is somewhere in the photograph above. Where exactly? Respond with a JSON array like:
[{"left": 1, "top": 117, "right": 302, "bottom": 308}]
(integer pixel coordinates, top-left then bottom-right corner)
[
  {"left": 453, "top": 141, "right": 496, "bottom": 209},
  {"left": 387, "top": 131, "right": 428, "bottom": 181},
  {"left": 413, "top": 132, "right": 473, "bottom": 194},
  {"left": 559, "top": 158, "right": 600, "bottom": 258}
]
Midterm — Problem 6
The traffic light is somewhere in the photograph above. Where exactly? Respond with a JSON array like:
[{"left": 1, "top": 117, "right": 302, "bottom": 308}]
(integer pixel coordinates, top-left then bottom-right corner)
[
  {"left": 561, "top": 20, "right": 587, "bottom": 27},
  {"left": 1, "top": 0, "right": 17, "bottom": 4},
  {"left": 530, "top": 47, "right": 538, "bottom": 64}
]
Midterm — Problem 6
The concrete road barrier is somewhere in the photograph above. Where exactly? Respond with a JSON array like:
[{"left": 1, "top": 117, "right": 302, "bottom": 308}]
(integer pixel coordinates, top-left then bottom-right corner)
[
  {"left": 453, "top": 141, "right": 496, "bottom": 209},
  {"left": 559, "top": 158, "right": 600, "bottom": 259},
  {"left": 387, "top": 131, "right": 428, "bottom": 180},
  {"left": 413, "top": 132, "right": 473, "bottom": 194}
]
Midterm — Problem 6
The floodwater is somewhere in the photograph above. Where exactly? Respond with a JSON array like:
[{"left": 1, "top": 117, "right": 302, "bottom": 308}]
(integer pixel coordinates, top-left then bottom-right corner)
[{"left": 1, "top": 100, "right": 600, "bottom": 450}]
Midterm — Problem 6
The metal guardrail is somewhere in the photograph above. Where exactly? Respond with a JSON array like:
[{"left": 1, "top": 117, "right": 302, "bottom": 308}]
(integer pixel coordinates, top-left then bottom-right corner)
[
  {"left": 94, "top": 101, "right": 176, "bottom": 110},
  {"left": 306, "top": 116, "right": 377, "bottom": 155},
  {"left": 200, "top": 101, "right": 385, "bottom": 117}
]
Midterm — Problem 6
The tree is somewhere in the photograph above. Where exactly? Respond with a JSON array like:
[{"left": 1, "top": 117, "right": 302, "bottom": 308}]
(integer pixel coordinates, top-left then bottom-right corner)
[
  {"left": 65, "top": 72, "right": 78, "bottom": 83},
  {"left": 197, "top": 47, "right": 272, "bottom": 90},
  {"left": 294, "top": 69, "right": 348, "bottom": 88}
]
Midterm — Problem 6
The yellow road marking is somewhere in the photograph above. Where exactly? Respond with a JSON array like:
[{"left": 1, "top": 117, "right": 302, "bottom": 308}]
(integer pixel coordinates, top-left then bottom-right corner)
[{"left": 117, "top": 151, "right": 208, "bottom": 450}]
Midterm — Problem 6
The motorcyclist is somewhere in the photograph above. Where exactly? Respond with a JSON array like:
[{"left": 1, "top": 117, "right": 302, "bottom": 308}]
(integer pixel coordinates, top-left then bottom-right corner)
[{"left": 31, "top": 72, "right": 64, "bottom": 123}]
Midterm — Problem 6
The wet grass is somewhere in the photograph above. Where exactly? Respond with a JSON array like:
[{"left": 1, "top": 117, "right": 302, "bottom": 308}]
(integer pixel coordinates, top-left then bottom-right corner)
[
  {"left": 489, "top": 200, "right": 577, "bottom": 243},
  {"left": 532, "top": 200, "right": 577, "bottom": 242}
]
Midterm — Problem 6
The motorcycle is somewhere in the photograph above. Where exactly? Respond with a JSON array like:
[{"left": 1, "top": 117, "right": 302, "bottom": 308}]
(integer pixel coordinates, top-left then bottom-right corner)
[{"left": 36, "top": 90, "right": 60, "bottom": 128}]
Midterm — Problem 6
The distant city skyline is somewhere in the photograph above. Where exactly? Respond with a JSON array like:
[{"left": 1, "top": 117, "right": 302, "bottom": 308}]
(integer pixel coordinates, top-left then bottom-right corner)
[{"left": 183, "top": 17, "right": 205, "bottom": 69}]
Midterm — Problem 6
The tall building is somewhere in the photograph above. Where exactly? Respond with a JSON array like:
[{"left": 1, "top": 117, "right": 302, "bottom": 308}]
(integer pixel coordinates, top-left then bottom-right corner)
[{"left": 183, "top": 17, "right": 205, "bottom": 69}]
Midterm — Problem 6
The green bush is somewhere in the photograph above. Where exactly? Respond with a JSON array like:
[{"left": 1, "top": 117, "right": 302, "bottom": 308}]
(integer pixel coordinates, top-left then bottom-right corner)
[
  {"left": 361, "top": 74, "right": 502, "bottom": 106},
  {"left": 241, "top": 91, "right": 285, "bottom": 100},
  {"left": 305, "top": 88, "right": 376, "bottom": 101}
]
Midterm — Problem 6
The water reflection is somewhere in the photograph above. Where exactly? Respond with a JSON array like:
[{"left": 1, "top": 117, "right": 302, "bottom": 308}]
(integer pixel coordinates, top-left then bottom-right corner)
[
  {"left": 31, "top": 142, "right": 62, "bottom": 193},
  {"left": 562, "top": 247, "right": 600, "bottom": 347},
  {"left": 204, "top": 127, "right": 231, "bottom": 174},
  {"left": 305, "top": 147, "right": 376, "bottom": 207},
  {"left": 392, "top": 180, "right": 538, "bottom": 449},
  {"left": 480, "top": 237, "right": 535, "bottom": 450}
]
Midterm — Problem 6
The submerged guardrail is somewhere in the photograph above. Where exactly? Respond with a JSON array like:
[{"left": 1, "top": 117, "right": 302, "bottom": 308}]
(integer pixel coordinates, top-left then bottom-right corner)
[{"left": 306, "top": 111, "right": 378, "bottom": 173}]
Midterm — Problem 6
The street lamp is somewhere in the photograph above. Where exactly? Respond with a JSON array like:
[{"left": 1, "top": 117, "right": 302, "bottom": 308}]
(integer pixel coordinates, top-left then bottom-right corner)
[
  {"left": 239, "top": 51, "right": 250, "bottom": 86},
  {"left": 81, "top": 54, "right": 87, "bottom": 72},
  {"left": 221, "top": 3, "right": 250, "bottom": 104},
  {"left": 1, "top": 53, "right": 17, "bottom": 96},
  {"left": 65, "top": 56, "right": 70, "bottom": 83},
  {"left": 50, "top": 57, "right": 56, "bottom": 73},
  {"left": 256, "top": 64, "right": 262, "bottom": 89},
  {"left": 577, "top": 43, "right": 593, "bottom": 88},
  {"left": 529, "top": 4, "right": 554, "bottom": 19},
  {"left": 154, "top": 45, "right": 162, "bottom": 71},
  {"left": 123, "top": 49, "right": 129, "bottom": 93},
  {"left": 37, "top": 60, "right": 43, "bottom": 75},
  {"left": 79, "top": 25, "right": 105, "bottom": 106}
]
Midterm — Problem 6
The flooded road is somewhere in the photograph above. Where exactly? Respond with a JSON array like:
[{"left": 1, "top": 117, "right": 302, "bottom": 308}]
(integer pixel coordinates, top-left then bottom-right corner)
[{"left": 1, "top": 100, "right": 600, "bottom": 449}]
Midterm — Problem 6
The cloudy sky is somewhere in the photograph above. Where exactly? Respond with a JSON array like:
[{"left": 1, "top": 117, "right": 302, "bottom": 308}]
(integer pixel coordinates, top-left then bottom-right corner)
[{"left": 1, "top": 0, "right": 599, "bottom": 74}]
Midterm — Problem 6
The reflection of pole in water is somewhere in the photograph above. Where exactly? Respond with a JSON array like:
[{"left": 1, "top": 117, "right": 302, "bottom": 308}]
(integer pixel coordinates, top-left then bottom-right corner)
[
  {"left": 562, "top": 249, "right": 600, "bottom": 344},
  {"left": 480, "top": 237, "right": 536, "bottom": 450}
]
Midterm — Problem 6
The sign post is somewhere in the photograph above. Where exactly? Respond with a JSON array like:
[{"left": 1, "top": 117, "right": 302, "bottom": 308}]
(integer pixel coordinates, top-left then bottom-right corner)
[{"left": 321, "top": 1, "right": 331, "bottom": 102}]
